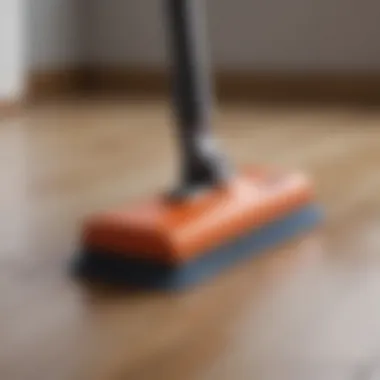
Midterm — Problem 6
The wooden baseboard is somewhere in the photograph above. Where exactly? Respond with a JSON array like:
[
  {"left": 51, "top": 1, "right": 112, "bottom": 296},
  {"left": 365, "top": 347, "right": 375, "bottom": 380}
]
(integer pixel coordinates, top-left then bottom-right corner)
[
  {"left": 218, "top": 71, "right": 380, "bottom": 104},
  {"left": 89, "top": 67, "right": 380, "bottom": 104},
  {"left": 26, "top": 66, "right": 380, "bottom": 105},
  {"left": 26, "top": 67, "right": 91, "bottom": 101},
  {"left": 89, "top": 67, "right": 169, "bottom": 95}
]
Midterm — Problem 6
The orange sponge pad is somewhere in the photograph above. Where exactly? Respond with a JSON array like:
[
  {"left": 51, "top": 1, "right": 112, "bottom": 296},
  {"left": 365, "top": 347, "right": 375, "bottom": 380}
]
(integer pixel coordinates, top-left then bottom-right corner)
[{"left": 82, "top": 168, "right": 313, "bottom": 264}]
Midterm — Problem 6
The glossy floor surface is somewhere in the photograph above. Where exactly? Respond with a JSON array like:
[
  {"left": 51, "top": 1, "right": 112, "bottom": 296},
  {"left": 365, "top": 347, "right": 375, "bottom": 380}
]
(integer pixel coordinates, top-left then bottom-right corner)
[{"left": 1, "top": 98, "right": 380, "bottom": 380}]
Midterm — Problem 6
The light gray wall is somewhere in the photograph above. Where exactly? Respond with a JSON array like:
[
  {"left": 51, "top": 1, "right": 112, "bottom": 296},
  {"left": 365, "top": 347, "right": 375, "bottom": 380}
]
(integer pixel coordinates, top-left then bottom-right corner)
[
  {"left": 88, "top": 0, "right": 380, "bottom": 71},
  {"left": 88, "top": 0, "right": 165, "bottom": 66},
  {"left": 24, "top": 0, "right": 380, "bottom": 72},
  {"left": 27, "top": 0, "right": 87, "bottom": 70},
  {"left": 0, "top": 0, "right": 25, "bottom": 100}
]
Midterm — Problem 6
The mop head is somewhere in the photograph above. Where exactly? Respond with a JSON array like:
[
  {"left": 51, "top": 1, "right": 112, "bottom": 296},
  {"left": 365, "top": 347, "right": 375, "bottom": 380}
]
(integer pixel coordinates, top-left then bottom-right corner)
[{"left": 72, "top": 167, "right": 321, "bottom": 290}]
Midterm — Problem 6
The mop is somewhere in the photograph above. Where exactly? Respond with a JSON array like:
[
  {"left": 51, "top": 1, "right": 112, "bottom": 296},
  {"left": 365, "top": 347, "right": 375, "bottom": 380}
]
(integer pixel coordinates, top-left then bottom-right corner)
[{"left": 72, "top": 0, "right": 321, "bottom": 290}]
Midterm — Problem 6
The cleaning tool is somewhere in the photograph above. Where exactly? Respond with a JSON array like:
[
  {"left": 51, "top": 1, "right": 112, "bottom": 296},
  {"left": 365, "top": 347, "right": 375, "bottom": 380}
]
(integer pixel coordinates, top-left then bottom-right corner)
[{"left": 72, "top": 0, "right": 321, "bottom": 290}]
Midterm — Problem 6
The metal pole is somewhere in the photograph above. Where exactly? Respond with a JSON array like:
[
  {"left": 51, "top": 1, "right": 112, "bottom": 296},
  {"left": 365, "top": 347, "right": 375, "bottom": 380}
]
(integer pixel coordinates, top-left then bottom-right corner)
[{"left": 165, "top": 0, "right": 230, "bottom": 198}]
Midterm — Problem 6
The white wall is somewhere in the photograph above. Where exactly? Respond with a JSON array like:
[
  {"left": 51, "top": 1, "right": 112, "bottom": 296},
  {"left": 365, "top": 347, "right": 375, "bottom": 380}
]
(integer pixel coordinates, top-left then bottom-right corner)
[
  {"left": 22, "top": 0, "right": 380, "bottom": 75},
  {"left": 88, "top": 0, "right": 165, "bottom": 66},
  {"left": 88, "top": 0, "right": 380, "bottom": 71},
  {"left": 27, "top": 0, "right": 88, "bottom": 70},
  {"left": 0, "top": 0, "right": 25, "bottom": 100},
  {"left": 0, "top": 0, "right": 88, "bottom": 99}
]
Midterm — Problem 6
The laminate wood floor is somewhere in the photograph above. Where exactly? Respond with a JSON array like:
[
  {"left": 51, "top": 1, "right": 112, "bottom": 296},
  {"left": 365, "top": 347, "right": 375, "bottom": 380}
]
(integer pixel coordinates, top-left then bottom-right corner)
[{"left": 1, "top": 98, "right": 380, "bottom": 380}]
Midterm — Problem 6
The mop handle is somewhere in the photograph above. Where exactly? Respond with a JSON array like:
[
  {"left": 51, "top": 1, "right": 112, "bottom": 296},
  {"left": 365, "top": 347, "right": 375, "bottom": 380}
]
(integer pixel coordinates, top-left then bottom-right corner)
[
  {"left": 166, "top": 0, "right": 211, "bottom": 138},
  {"left": 165, "top": 0, "right": 229, "bottom": 196}
]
